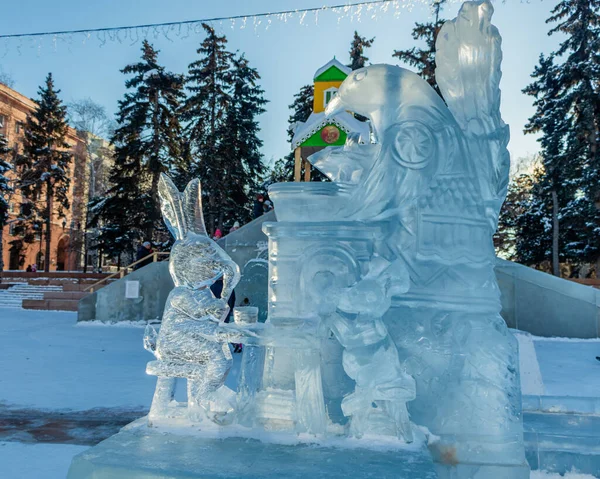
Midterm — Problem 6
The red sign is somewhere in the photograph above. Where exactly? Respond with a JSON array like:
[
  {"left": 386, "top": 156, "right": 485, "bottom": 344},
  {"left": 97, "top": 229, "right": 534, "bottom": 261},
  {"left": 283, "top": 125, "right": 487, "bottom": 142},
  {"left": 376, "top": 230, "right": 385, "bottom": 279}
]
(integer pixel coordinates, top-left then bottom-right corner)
[{"left": 321, "top": 125, "right": 340, "bottom": 144}]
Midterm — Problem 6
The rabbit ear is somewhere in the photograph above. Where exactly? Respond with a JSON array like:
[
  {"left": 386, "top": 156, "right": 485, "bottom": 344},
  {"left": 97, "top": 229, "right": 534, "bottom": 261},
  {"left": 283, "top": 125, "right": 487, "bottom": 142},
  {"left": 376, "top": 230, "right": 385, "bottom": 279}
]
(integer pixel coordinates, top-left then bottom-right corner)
[
  {"left": 158, "top": 173, "right": 186, "bottom": 240},
  {"left": 182, "top": 178, "right": 208, "bottom": 236}
]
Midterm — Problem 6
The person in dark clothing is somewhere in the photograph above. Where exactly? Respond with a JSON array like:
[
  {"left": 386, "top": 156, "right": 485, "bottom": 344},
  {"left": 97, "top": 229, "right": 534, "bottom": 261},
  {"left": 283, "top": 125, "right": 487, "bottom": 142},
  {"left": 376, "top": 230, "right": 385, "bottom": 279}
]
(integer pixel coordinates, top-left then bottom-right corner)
[
  {"left": 253, "top": 194, "right": 265, "bottom": 219},
  {"left": 210, "top": 278, "right": 236, "bottom": 323},
  {"left": 134, "top": 241, "right": 153, "bottom": 270},
  {"left": 211, "top": 278, "right": 241, "bottom": 352}
]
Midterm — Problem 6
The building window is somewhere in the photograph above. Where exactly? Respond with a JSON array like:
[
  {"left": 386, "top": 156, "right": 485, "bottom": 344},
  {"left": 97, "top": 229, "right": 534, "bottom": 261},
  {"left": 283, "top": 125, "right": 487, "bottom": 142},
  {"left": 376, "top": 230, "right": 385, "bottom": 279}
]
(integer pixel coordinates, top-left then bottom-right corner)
[
  {"left": 15, "top": 121, "right": 23, "bottom": 134},
  {"left": 8, "top": 202, "right": 16, "bottom": 213},
  {"left": 0, "top": 115, "right": 5, "bottom": 131},
  {"left": 9, "top": 223, "right": 16, "bottom": 236},
  {"left": 324, "top": 88, "right": 338, "bottom": 107},
  {"left": 20, "top": 202, "right": 32, "bottom": 218}
]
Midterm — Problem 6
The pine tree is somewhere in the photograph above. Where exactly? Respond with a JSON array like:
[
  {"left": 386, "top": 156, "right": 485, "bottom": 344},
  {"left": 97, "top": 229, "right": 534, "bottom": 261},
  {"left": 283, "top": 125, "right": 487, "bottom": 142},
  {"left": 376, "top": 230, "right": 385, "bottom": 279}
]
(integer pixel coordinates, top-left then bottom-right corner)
[
  {"left": 495, "top": 172, "right": 536, "bottom": 259},
  {"left": 217, "top": 54, "right": 268, "bottom": 227},
  {"left": 348, "top": 31, "right": 375, "bottom": 71},
  {"left": 392, "top": 0, "right": 446, "bottom": 97},
  {"left": 183, "top": 24, "right": 234, "bottom": 233},
  {"left": 270, "top": 85, "right": 315, "bottom": 183},
  {"left": 0, "top": 133, "right": 12, "bottom": 272},
  {"left": 287, "top": 85, "right": 314, "bottom": 143},
  {"left": 16, "top": 73, "right": 72, "bottom": 272},
  {"left": 91, "top": 41, "right": 184, "bottom": 262},
  {"left": 522, "top": 55, "right": 571, "bottom": 274},
  {"left": 522, "top": 0, "right": 600, "bottom": 274}
]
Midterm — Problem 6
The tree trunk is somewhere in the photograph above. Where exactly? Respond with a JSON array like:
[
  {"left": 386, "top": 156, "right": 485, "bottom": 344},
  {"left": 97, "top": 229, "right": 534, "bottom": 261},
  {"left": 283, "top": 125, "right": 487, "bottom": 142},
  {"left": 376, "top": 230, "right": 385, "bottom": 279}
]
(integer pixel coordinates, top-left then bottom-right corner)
[
  {"left": 148, "top": 90, "right": 161, "bottom": 242},
  {"left": 148, "top": 170, "right": 160, "bottom": 241},
  {"left": 44, "top": 179, "right": 52, "bottom": 273},
  {"left": 551, "top": 189, "right": 560, "bottom": 277}
]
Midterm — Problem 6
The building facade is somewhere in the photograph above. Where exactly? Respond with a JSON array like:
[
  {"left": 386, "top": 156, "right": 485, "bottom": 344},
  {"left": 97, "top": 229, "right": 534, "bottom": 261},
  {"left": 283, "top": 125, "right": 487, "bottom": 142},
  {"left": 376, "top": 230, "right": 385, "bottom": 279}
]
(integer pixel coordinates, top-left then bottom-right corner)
[{"left": 0, "top": 82, "right": 89, "bottom": 271}]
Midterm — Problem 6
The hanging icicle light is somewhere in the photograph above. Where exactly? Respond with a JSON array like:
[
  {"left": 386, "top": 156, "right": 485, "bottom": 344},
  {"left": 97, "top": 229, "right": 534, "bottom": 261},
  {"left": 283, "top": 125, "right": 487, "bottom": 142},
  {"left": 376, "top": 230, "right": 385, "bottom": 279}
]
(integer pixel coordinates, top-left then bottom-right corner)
[{"left": 0, "top": 0, "right": 468, "bottom": 54}]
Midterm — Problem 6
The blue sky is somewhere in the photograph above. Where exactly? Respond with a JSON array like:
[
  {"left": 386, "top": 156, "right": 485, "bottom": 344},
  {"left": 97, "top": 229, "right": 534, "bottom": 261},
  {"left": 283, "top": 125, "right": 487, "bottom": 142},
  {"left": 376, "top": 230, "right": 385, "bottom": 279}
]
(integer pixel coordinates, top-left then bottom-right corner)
[{"left": 0, "top": 0, "right": 561, "bottom": 169}]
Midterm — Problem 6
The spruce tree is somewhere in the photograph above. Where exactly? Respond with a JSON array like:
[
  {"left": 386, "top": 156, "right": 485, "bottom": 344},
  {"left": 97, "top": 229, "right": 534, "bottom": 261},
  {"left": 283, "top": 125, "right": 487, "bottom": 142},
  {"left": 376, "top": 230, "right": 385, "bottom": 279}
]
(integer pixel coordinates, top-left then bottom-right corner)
[
  {"left": 217, "top": 54, "right": 268, "bottom": 227},
  {"left": 91, "top": 41, "right": 184, "bottom": 263},
  {"left": 17, "top": 73, "right": 72, "bottom": 272},
  {"left": 348, "top": 31, "right": 375, "bottom": 71},
  {"left": 392, "top": 0, "right": 446, "bottom": 97},
  {"left": 270, "top": 85, "right": 315, "bottom": 183},
  {"left": 183, "top": 24, "right": 234, "bottom": 234},
  {"left": 0, "top": 134, "right": 12, "bottom": 272},
  {"left": 522, "top": 55, "right": 571, "bottom": 274},
  {"left": 287, "top": 85, "right": 314, "bottom": 143},
  {"left": 495, "top": 172, "right": 536, "bottom": 260},
  {"left": 522, "top": 0, "right": 600, "bottom": 274}
]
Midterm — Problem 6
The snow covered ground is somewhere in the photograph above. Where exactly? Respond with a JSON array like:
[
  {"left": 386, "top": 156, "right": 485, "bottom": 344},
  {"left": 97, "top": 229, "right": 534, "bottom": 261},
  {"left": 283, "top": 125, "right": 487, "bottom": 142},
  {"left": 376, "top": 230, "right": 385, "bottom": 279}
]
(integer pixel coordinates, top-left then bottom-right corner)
[
  {"left": 0, "top": 442, "right": 87, "bottom": 479},
  {"left": 0, "top": 309, "right": 155, "bottom": 412},
  {"left": 0, "top": 308, "right": 599, "bottom": 478},
  {"left": 534, "top": 337, "right": 600, "bottom": 397}
]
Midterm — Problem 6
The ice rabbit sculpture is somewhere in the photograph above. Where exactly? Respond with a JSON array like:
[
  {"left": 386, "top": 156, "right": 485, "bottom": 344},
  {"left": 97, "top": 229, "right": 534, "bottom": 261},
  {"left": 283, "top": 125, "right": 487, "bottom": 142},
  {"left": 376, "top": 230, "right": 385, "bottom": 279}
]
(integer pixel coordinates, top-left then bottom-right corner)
[
  {"left": 145, "top": 174, "right": 241, "bottom": 424},
  {"left": 307, "top": 1, "right": 527, "bottom": 476}
]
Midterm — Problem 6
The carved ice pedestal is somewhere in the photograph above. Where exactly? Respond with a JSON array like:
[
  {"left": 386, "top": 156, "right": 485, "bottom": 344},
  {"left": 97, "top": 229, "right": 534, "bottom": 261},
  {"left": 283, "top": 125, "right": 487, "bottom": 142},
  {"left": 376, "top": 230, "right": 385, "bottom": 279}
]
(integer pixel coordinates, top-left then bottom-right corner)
[{"left": 261, "top": 218, "right": 388, "bottom": 431}]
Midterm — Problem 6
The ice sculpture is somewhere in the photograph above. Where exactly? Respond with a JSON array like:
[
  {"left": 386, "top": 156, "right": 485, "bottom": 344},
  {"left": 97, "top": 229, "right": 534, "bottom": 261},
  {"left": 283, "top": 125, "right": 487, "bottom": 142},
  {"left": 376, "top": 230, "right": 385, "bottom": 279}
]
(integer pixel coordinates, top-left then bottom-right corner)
[
  {"left": 140, "top": 2, "right": 528, "bottom": 478},
  {"left": 144, "top": 174, "right": 245, "bottom": 425},
  {"left": 262, "top": 1, "right": 529, "bottom": 477}
]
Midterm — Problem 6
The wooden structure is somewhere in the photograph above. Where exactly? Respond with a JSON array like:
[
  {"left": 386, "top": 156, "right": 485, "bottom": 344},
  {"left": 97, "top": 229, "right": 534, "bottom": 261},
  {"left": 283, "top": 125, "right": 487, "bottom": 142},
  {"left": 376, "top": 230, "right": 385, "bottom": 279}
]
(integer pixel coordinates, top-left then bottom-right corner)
[{"left": 291, "top": 58, "right": 369, "bottom": 181}]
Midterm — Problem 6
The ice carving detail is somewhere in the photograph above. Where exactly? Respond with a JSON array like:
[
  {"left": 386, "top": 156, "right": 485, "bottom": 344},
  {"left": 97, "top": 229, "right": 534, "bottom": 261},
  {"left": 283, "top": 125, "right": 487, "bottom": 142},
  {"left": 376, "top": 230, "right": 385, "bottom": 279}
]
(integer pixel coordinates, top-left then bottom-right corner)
[{"left": 145, "top": 174, "right": 244, "bottom": 425}]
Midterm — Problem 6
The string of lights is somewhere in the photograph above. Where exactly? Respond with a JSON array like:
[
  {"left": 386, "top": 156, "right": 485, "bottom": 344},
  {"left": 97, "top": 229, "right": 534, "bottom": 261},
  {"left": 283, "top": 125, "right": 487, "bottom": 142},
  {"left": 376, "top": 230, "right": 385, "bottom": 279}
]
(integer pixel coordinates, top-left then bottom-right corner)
[
  {"left": 0, "top": 0, "right": 402, "bottom": 39},
  {"left": 0, "top": 0, "right": 443, "bottom": 53}
]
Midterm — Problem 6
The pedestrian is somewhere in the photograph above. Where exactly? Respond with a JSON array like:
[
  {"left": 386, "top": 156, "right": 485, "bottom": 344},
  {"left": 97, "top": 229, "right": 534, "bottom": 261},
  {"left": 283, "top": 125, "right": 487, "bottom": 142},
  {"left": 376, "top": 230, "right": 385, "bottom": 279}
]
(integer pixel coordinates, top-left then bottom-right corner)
[
  {"left": 26, "top": 265, "right": 32, "bottom": 272},
  {"left": 230, "top": 221, "right": 240, "bottom": 233},
  {"left": 253, "top": 194, "right": 265, "bottom": 219},
  {"left": 263, "top": 198, "right": 273, "bottom": 213},
  {"left": 31, "top": 263, "right": 37, "bottom": 273},
  {"left": 213, "top": 229, "right": 223, "bottom": 240},
  {"left": 134, "top": 241, "right": 153, "bottom": 270},
  {"left": 210, "top": 278, "right": 236, "bottom": 324}
]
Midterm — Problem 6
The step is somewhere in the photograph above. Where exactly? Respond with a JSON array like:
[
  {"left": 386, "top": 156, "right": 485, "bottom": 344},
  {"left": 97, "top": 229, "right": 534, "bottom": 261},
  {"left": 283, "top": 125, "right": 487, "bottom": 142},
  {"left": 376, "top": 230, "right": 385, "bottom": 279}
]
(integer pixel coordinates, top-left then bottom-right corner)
[
  {"left": 524, "top": 411, "right": 600, "bottom": 475},
  {"left": 43, "top": 291, "right": 88, "bottom": 300},
  {"left": 22, "top": 299, "right": 79, "bottom": 311}
]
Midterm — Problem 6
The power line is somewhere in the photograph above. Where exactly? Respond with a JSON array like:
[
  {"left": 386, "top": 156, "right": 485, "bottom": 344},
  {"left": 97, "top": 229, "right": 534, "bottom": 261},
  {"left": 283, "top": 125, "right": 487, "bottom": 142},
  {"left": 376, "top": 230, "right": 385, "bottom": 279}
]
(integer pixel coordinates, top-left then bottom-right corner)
[{"left": 0, "top": 0, "right": 398, "bottom": 40}]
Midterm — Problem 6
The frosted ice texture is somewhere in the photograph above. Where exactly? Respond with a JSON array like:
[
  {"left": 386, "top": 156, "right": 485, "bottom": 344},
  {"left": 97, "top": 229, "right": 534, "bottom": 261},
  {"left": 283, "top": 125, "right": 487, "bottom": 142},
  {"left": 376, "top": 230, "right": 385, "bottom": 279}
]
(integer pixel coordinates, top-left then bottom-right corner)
[
  {"left": 140, "top": 2, "right": 528, "bottom": 476},
  {"left": 145, "top": 174, "right": 244, "bottom": 425},
  {"left": 262, "top": 0, "right": 528, "bottom": 475}
]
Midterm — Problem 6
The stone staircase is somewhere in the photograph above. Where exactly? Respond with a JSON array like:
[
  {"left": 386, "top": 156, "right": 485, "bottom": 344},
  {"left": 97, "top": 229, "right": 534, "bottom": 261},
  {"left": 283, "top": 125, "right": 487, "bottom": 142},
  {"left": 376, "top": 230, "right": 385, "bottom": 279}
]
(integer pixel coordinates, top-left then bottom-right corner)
[
  {"left": 0, "top": 271, "right": 113, "bottom": 312},
  {"left": 0, "top": 283, "right": 63, "bottom": 309}
]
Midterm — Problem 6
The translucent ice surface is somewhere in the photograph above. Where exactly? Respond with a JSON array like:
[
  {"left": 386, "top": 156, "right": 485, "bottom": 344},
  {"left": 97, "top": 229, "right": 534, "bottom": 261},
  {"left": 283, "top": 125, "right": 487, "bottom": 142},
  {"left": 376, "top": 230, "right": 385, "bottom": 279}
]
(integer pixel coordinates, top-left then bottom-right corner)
[
  {"left": 262, "top": 1, "right": 528, "bottom": 476},
  {"left": 145, "top": 174, "right": 244, "bottom": 425},
  {"left": 139, "top": 2, "right": 529, "bottom": 478}
]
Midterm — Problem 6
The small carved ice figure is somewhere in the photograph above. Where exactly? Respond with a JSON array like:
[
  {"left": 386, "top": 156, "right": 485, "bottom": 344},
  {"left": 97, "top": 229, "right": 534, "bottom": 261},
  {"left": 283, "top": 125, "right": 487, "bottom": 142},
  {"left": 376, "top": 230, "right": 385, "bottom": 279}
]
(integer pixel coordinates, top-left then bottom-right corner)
[{"left": 322, "top": 256, "right": 416, "bottom": 441}]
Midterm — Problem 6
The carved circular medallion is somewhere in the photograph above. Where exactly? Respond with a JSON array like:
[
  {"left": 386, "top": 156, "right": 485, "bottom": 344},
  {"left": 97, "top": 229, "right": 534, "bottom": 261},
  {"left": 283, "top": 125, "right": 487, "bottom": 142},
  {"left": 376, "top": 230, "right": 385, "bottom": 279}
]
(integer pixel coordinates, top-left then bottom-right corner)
[
  {"left": 393, "top": 121, "right": 435, "bottom": 169},
  {"left": 321, "top": 125, "right": 341, "bottom": 144}
]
